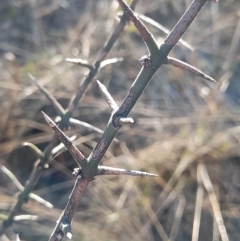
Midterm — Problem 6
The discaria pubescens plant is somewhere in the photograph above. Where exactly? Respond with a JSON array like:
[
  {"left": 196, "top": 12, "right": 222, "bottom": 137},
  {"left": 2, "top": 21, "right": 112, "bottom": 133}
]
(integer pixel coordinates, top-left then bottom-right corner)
[{"left": 0, "top": 0, "right": 228, "bottom": 241}]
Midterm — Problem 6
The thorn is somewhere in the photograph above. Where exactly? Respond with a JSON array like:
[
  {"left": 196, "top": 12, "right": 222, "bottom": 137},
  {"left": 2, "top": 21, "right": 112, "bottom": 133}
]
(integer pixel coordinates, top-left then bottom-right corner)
[
  {"left": 41, "top": 112, "right": 86, "bottom": 166},
  {"left": 96, "top": 80, "right": 118, "bottom": 111},
  {"left": 66, "top": 232, "right": 72, "bottom": 240},
  {"left": 41, "top": 111, "right": 56, "bottom": 128},
  {"left": 165, "top": 57, "right": 217, "bottom": 84},
  {"left": 29, "top": 193, "right": 53, "bottom": 209},
  {"left": 16, "top": 233, "right": 20, "bottom": 241},
  {"left": 97, "top": 166, "right": 158, "bottom": 177},
  {"left": 119, "top": 117, "right": 134, "bottom": 125},
  {"left": 13, "top": 215, "right": 38, "bottom": 221},
  {"left": 51, "top": 135, "right": 77, "bottom": 156},
  {"left": 100, "top": 57, "right": 124, "bottom": 69},
  {"left": 65, "top": 58, "right": 93, "bottom": 69}
]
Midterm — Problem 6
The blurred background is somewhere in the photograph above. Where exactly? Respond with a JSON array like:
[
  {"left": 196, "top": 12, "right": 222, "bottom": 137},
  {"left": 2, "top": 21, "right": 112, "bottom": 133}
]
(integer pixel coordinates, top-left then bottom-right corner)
[{"left": 0, "top": 0, "right": 240, "bottom": 240}]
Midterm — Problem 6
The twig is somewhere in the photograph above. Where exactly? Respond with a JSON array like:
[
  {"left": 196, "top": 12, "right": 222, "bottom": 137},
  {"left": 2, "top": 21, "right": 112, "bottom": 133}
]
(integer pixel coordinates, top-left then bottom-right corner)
[
  {"left": 164, "top": 57, "right": 217, "bottom": 83},
  {"left": 199, "top": 163, "right": 229, "bottom": 241},
  {"left": 192, "top": 164, "right": 204, "bottom": 241}
]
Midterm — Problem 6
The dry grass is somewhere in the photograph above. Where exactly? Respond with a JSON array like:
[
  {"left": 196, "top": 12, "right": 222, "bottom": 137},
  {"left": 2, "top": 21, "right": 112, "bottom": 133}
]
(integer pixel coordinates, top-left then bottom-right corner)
[{"left": 0, "top": 0, "right": 240, "bottom": 240}]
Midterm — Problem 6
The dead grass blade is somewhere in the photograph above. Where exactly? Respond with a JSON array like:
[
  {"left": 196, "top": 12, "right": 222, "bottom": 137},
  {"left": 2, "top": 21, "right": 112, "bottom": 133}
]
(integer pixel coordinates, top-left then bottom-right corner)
[
  {"left": 168, "top": 195, "right": 186, "bottom": 241},
  {"left": 192, "top": 164, "right": 204, "bottom": 241},
  {"left": 199, "top": 163, "right": 229, "bottom": 241}
]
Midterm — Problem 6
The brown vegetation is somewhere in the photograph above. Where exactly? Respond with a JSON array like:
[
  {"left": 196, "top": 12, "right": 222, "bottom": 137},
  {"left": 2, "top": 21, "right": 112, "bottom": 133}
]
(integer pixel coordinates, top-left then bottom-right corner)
[{"left": 0, "top": 0, "right": 240, "bottom": 241}]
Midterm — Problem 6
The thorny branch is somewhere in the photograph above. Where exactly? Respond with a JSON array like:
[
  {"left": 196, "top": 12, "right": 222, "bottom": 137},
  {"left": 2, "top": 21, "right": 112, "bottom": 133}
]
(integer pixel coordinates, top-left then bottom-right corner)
[
  {"left": 0, "top": 0, "right": 220, "bottom": 240},
  {"left": 0, "top": 0, "right": 139, "bottom": 236},
  {"left": 48, "top": 0, "right": 217, "bottom": 240}
]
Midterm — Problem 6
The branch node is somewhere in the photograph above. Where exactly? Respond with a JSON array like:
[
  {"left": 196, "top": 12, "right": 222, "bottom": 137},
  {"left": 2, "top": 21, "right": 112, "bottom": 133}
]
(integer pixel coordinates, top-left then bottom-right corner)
[
  {"left": 138, "top": 55, "right": 156, "bottom": 69},
  {"left": 60, "top": 219, "right": 72, "bottom": 240},
  {"left": 72, "top": 168, "right": 81, "bottom": 177}
]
